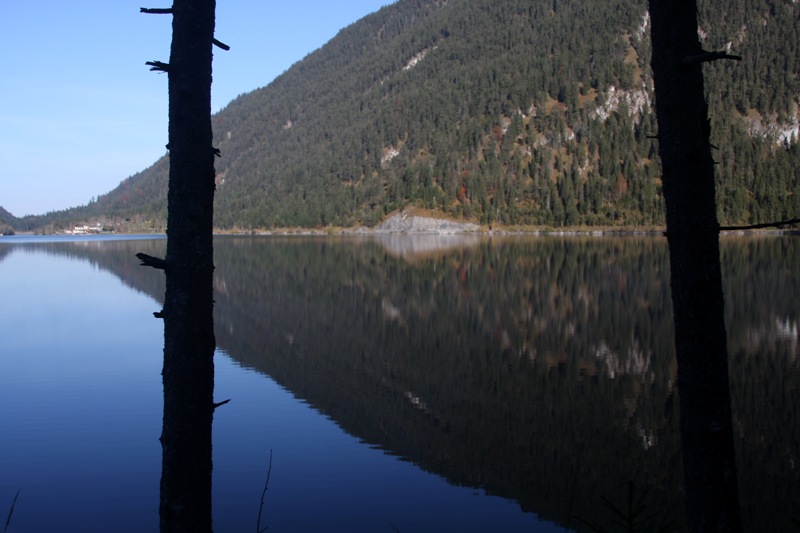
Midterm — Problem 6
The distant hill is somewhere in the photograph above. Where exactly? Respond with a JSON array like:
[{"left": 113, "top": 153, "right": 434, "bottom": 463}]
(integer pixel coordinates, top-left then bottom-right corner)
[
  {"left": 16, "top": 0, "right": 800, "bottom": 231},
  {"left": 0, "top": 206, "right": 17, "bottom": 234}
]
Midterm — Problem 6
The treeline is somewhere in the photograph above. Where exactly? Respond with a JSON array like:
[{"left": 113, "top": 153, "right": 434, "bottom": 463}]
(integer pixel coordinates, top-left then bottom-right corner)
[
  {"left": 9, "top": 157, "right": 170, "bottom": 234},
  {"left": 12, "top": 0, "right": 799, "bottom": 231}
]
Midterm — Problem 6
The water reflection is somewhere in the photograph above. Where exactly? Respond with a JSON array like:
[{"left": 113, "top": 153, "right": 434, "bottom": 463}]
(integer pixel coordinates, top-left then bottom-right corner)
[
  {"left": 209, "top": 236, "right": 683, "bottom": 529},
  {"left": 375, "top": 234, "right": 482, "bottom": 260},
  {"left": 207, "top": 235, "right": 798, "bottom": 530},
  {"left": 3, "top": 235, "right": 798, "bottom": 531}
]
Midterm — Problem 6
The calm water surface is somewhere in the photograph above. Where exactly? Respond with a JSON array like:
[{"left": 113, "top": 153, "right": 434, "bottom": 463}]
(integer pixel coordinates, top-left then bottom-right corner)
[{"left": 0, "top": 234, "right": 797, "bottom": 532}]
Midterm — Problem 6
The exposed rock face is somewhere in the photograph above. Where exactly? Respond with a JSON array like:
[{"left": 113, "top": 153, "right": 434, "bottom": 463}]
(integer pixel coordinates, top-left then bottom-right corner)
[{"left": 374, "top": 209, "right": 480, "bottom": 234}]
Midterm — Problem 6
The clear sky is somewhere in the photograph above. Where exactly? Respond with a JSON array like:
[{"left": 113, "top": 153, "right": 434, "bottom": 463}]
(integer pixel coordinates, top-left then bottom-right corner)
[{"left": 0, "top": 1, "right": 392, "bottom": 217}]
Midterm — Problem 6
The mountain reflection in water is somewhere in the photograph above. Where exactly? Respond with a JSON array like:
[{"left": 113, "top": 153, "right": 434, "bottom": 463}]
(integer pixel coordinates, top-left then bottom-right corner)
[{"left": 5, "top": 234, "right": 798, "bottom": 531}]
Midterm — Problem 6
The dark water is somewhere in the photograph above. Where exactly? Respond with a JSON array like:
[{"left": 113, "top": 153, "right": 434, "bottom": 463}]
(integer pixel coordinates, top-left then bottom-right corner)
[{"left": 0, "top": 234, "right": 797, "bottom": 532}]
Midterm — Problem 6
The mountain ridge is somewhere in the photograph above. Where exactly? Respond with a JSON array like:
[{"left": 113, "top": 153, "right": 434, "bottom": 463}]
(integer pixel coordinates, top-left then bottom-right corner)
[{"left": 11, "top": 0, "right": 799, "bottom": 232}]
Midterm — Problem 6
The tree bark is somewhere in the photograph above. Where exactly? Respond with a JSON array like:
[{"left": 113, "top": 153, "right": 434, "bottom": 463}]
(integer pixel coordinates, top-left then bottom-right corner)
[
  {"left": 648, "top": 1, "right": 742, "bottom": 531},
  {"left": 156, "top": 1, "right": 217, "bottom": 532}
]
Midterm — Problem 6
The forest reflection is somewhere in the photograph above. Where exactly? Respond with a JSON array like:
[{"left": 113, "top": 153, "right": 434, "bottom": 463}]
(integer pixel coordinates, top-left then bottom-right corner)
[
  {"left": 14, "top": 235, "right": 799, "bottom": 531},
  {"left": 209, "top": 235, "right": 797, "bottom": 531}
]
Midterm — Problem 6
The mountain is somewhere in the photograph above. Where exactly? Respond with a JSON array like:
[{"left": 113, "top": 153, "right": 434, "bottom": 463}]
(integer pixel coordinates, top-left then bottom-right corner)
[
  {"left": 17, "top": 0, "right": 800, "bottom": 231},
  {"left": 0, "top": 206, "right": 17, "bottom": 235}
]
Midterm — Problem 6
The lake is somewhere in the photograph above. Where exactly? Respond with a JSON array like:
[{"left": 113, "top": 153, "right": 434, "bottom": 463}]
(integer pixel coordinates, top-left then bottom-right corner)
[{"left": 0, "top": 234, "right": 797, "bottom": 532}]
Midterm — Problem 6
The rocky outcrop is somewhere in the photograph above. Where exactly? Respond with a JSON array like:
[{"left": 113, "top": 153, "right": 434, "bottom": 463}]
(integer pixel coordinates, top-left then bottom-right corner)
[{"left": 374, "top": 209, "right": 481, "bottom": 234}]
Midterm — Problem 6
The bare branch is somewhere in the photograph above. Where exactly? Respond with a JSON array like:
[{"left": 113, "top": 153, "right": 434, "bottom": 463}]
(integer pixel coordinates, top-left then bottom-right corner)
[
  {"left": 4, "top": 490, "right": 20, "bottom": 533},
  {"left": 719, "top": 217, "right": 800, "bottom": 232},
  {"left": 146, "top": 60, "right": 170, "bottom": 72},
  {"left": 136, "top": 252, "right": 168, "bottom": 270},
  {"left": 212, "top": 399, "right": 231, "bottom": 410},
  {"left": 140, "top": 7, "right": 173, "bottom": 14},
  {"left": 213, "top": 38, "right": 231, "bottom": 51},
  {"left": 257, "top": 450, "right": 273, "bottom": 533},
  {"left": 682, "top": 49, "right": 743, "bottom": 65}
]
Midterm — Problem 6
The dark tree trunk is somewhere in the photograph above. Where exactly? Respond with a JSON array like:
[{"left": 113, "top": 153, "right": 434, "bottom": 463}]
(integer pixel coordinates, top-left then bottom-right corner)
[
  {"left": 648, "top": 1, "right": 742, "bottom": 531},
  {"left": 142, "top": 1, "right": 218, "bottom": 532}
]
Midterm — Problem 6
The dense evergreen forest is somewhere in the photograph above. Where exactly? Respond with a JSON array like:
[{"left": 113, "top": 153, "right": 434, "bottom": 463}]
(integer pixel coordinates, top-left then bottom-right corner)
[{"left": 8, "top": 0, "right": 799, "bottom": 231}]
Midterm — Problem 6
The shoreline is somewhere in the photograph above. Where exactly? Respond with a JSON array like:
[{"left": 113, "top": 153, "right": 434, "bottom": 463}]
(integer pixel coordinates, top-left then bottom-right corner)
[
  {"left": 4, "top": 226, "right": 798, "bottom": 238},
  {"left": 4, "top": 207, "right": 797, "bottom": 239}
]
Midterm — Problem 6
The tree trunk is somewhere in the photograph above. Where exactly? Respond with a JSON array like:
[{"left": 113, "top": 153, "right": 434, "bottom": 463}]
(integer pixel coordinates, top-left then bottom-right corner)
[
  {"left": 647, "top": 1, "right": 742, "bottom": 531},
  {"left": 153, "top": 1, "right": 218, "bottom": 532}
]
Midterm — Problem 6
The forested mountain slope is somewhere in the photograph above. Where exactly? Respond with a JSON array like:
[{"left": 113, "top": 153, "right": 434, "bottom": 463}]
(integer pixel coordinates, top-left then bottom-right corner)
[
  {"left": 16, "top": 0, "right": 799, "bottom": 231},
  {"left": 0, "top": 206, "right": 17, "bottom": 235}
]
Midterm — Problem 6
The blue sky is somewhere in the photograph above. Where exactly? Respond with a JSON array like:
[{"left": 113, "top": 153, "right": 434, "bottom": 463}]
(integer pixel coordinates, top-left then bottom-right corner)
[{"left": 0, "top": 1, "right": 391, "bottom": 217}]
